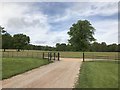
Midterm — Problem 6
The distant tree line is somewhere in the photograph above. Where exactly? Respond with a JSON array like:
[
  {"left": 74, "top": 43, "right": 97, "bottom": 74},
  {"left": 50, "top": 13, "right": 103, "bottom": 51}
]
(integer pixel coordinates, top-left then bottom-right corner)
[
  {"left": 55, "top": 42, "right": 119, "bottom": 52},
  {"left": 0, "top": 26, "right": 55, "bottom": 52},
  {"left": 1, "top": 26, "right": 30, "bottom": 51},
  {"left": 23, "top": 44, "right": 55, "bottom": 51}
]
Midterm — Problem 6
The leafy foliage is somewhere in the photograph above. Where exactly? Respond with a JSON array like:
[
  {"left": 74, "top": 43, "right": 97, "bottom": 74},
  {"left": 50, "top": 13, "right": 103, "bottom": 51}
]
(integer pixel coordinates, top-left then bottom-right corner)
[
  {"left": 68, "top": 20, "right": 96, "bottom": 51},
  {"left": 13, "top": 34, "right": 30, "bottom": 51},
  {"left": 2, "top": 33, "right": 13, "bottom": 51}
]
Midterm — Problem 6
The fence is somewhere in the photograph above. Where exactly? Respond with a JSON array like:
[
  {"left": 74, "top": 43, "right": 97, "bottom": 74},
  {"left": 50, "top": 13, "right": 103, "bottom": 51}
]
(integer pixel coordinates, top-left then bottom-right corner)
[
  {"left": 2, "top": 51, "right": 60, "bottom": 61},
  {"left": 43, "top": 52, "right": 60, "bottom": 61},
  {"left": 2, "top": 50, "right": 119, "bottom": 61},
  {"left": 2, "top": 51, "right": 43, "bottom": 58},
  {"left": 83, "top": 52, "right": 119, "bottom": 62}
]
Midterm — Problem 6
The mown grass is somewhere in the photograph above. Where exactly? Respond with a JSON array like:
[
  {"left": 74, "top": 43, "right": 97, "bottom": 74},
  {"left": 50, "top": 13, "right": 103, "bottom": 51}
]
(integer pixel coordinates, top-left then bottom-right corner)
[
  {"left": 2, "top": 57, "right": 52, "bottom": 79},
  {"left": 75, "top": 61, "right": 118, "bottom": 88}
]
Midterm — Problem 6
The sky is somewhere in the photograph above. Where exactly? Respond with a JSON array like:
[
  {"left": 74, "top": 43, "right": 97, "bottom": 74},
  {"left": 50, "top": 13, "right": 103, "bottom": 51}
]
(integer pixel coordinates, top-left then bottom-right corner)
[{"left": 0, "top": 1, "right": 119, "bottom": 46}]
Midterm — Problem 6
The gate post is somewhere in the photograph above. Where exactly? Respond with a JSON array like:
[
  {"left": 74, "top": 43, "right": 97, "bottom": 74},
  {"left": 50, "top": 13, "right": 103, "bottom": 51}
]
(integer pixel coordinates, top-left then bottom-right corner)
[
  {"left": 58, "top": 52, "right": 60, "bottom": 61},
  {"left": 48, "top": 52, "right": 50, "bottom": 61},
  {"left": 83, "top": 52, "right": 85, "bottom": 62},
  {"left": 43, "top": 52, "right": 44, "bottom": 59},
  {"left": 53, "top": 53, "right": 55, "bottom": 60},
  {"left": 50, "top": 52, "right": 52, "bottom": 60}
]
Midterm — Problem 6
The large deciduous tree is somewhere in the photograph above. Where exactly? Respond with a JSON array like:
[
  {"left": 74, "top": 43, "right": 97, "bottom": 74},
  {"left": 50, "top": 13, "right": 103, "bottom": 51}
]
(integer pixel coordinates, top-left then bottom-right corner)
[
  {"left": 2, "top": 33, "right": 13, "bottom": 51},
  {"left": 13, "top": 34, "right": 30, "bottom": 51},
  {"left": 1, "top": 26, "right": 13, "bottom": 51},
  {"left": 68, "top": 20, "right": 96, "bottom": 51},
  {"left": 56, "top": 43, "right": 67, "bottom": 51}
]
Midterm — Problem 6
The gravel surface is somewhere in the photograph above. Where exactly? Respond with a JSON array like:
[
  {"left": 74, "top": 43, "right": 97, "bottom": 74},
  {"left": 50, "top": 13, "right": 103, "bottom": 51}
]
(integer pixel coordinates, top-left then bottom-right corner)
[{"left": 2, "top": 58, "right": 82, "bottom": 88}]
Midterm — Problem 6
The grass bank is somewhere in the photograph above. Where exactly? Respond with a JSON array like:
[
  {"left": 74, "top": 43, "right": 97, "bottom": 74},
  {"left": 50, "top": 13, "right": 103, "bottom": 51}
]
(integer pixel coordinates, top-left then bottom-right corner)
[
  {"left": 2, "top": 57, "right": 52, "bottom": 79},
  {"left": 75, "top": 61, "right": 118, "bottom": 88}
]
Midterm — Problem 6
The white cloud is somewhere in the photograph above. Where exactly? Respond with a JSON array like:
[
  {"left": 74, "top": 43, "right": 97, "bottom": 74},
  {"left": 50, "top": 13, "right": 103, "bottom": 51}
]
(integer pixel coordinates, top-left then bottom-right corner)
[
  {"left": 0, "top": 3, "right": 29, "bottom": 25},
  {"left": 0, "top": 2, "right": 118, "bottom": 46},
  {"left": 52, "top": 2, "right": 118, "bottom": 22},
  {"left": 0, "top": 2, "right": 69, "bottom": 46},
  {"left": 50, "top": 2, "right": 118, "bottom": 45},
  {"left": 93, "top": 20, "right": 118, "bottom": 44},
  {"left": 0, "top": 0, "right": 119, "bottom": 2}
]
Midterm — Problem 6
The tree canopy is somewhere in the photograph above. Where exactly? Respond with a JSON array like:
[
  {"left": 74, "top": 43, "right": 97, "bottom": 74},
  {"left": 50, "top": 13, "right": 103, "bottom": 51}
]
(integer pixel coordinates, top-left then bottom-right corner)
[
  {"left": 68, "top": 20, "right": 96, "bottom": 51},
  {"left": 2, "top": 33, "right": 13, "bottom": 51},
  {"left": 13, "top": 34, "right": 30, "bottom": 51}
]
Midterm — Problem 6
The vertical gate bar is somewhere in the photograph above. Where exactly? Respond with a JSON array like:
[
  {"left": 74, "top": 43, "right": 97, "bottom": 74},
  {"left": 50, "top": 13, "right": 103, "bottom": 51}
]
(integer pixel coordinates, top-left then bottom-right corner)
[
  {"left": 83, "top": 52, "right": 85, "bottom": 62},
  {"left": 48, "top": 52, "right": 49, "bottom": 60},
  {"left": 58, "top": 52, "right": 60, "bottom": 61},
  {"left": 43, "top": 52, "right": 44, "bottom": 59},
  {"left": 50, "top": 52, "right": 52, "bottom": 61},
  {"left": 54, "top": 53, "right": 55, "bottom": 60}
]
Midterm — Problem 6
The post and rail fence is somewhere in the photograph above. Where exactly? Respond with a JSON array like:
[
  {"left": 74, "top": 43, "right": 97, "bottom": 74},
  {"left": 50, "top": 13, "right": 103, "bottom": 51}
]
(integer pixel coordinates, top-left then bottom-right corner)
[
  {"left": 43, "top": 52, "right": 60, "bottom": 61},
  {"left": 2, "top": 51, "right": 60, "bottom": 61},
  {"left": 2, "top": 50, "right": 119, "bottom": 61}
]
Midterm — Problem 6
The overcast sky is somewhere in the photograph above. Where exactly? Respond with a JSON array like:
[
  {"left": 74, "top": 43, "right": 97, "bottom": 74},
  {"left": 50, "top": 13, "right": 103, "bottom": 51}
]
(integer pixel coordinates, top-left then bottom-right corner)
[{"left": 0, "top": 2, "right": 118, "bottom": 46}]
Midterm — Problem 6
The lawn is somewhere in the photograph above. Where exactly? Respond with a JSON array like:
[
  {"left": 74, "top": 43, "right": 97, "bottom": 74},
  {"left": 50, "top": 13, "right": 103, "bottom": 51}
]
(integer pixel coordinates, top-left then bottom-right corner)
[
  {"left": 2, "top": 57, "right": 51, "bottom": 79},
  {"left": 75, "top": 61, "right": 118, "bottom": 88}
]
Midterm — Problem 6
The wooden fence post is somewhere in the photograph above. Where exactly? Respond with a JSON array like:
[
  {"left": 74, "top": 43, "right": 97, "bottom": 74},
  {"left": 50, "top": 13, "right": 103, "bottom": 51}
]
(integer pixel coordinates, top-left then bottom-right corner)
[
  {"left": 83, "top": 52, "right": 85, "bottom": 62},
  {"left": 50, "top": 52, "right": 52, "bottom": 60},
  {"left": 43, "top": 52, "right": 44, "bottom": 59},
  {"left": 54, "top": 53, "right": 55, "bottom": 60},
  {"left": 48, "top": 52, "right": 50, "bottom": 61},
  {"left": 58, "top": 52, "right": 60, "bottom": 61}
]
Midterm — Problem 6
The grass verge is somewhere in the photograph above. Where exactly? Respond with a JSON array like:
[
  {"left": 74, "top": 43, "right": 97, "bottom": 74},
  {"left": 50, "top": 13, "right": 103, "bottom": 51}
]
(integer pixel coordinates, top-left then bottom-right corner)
[
  {"left": 75, "top": 61, "right": 118, "bottom": 88},
  {"left": 2, "top": 57, "right": 52, "bottom": 79}
]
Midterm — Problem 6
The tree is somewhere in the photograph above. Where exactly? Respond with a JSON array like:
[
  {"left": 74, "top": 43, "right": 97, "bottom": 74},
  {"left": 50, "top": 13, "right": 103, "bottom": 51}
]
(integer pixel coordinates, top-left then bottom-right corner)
[
  {"left": 90, "top": 42, "right": 100, "bottom": 52},
  {"left": 66, "top": 44, "right": 74, "bottom": 51},
  {"left": 56, "top": 43, "right": 60, "bottom": 51},
  {"left": 13, "top": 34, "right": 30, "bottom": 51},
  {"left": 68, "top": 20, "right": 96, "bottom": 51},
  {"left": 100, "top": 42, "right": 107, "bottom": 52},
  {"left": 0, "top": 26, "right": 6, "bottom": 34},
  {"left": 2, "top": 33, "right": 13, "bottom": 51},
  {"left": 56, "top": 43, "right": 67, "bottom": 51},
  {"left": 60, "top": 43, "right": 67, "bottom": 51},
  {"left": 107, "top": 44, "right": 118, "bottom": 52},
  {"left": 1, "top": 26, "right": 13, "bottom": 51}
]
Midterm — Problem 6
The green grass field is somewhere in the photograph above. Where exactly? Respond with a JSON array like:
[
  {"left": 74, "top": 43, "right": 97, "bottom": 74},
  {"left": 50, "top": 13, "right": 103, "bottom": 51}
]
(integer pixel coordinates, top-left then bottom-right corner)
[
  {"left": 75, "top": 61, "right": 118, "bottom": 88},
  {"left": 2, "top": 57, "right": 51, "bottom": 79}
]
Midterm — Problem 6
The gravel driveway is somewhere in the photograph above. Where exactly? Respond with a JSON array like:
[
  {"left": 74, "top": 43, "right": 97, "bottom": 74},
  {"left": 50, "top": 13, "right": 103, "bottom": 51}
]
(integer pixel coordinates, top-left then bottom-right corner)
[{"left": 2, "top": 58, "right": 82, "bottom": 88}]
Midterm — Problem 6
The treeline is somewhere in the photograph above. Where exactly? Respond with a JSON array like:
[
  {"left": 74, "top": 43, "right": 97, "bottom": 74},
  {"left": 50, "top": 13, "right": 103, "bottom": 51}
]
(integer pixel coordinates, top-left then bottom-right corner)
[
  {"left": 55, "top": 42, "right": 119, "bottom": 52},
  {"left": 2, "top": 32, "right": 30, "bottom": 52},
  {"left": 23, "top": 44, "right": 55, "bottom": 51},
  {"left": 0, "top": 26, "right": 55, "bottom": 51},
  {"left": 25, "top": 42, "right": 119, "bottom": 52},
  {"left": 89, "top": 42, "right": 119, "bottom": 52}
]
